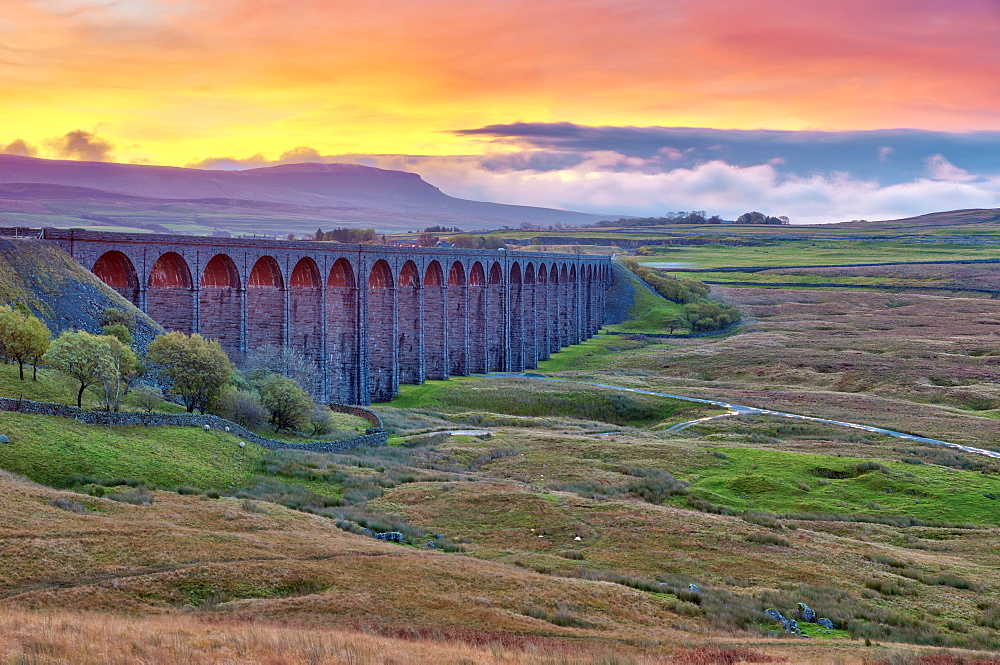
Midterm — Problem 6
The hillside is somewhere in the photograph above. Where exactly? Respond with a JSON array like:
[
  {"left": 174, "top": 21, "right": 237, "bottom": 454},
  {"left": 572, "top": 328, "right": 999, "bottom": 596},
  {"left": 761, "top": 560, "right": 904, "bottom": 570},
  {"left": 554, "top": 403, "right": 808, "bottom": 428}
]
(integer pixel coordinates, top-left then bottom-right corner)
[
  {"left": 3, "top": 235, "right": 1000, "bottom": 662},
  {"left": 0, "top": 155, "right": 603, "bottom": 234},
  {"left": 0, "top": 237, "right": 161, "bottom": 348}
]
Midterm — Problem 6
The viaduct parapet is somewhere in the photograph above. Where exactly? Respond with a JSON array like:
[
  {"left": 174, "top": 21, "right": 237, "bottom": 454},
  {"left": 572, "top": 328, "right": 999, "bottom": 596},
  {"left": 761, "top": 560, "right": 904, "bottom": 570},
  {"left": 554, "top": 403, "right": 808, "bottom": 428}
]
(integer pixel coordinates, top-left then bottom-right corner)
[{"left": 43, "top": 229, "right": 612, "bottom": 404}]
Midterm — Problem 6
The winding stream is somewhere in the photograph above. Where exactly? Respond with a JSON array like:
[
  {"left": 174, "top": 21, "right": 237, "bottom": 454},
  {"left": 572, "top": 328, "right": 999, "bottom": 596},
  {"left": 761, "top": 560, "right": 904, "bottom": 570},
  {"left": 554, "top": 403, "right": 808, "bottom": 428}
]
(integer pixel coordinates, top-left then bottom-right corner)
[{"left": 485, "top": 373, "right": 1000, "bottom": 460}]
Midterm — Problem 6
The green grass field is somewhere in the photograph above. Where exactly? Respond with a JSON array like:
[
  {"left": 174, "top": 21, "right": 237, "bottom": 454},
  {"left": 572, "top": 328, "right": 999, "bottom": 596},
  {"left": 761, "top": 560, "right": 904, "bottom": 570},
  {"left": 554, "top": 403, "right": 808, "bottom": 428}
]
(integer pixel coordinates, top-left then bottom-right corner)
[
  {"left": 605, "top": 269, "right": 687, "bottom": 333},
  {"left": 388, "top": 375, "right": 703, "bottom": 428},
  {"left": 635, "top": 240, "right": 1000, "bottom": 269},
  {"left": 678, "top": 447, "right": 1000, "bottom": 527},
  {"left": 0, "top": 411, "right": 265, "bottom": 489}
]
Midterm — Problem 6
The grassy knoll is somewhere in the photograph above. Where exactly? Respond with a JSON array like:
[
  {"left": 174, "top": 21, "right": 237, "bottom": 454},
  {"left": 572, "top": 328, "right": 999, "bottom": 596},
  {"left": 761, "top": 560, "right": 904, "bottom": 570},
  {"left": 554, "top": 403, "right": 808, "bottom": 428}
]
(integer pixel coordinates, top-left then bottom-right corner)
[
  {"left": 0, "top": 411, "right": 265, "bottom": 489},
  {"left": 678, "top": 447, "right": 1000, "bottom": 527},
  {"left": 605, "top": 268, "right": 687, "bottom": 333},
  {"left": 387, "top": 376, "right": 712, "bottom": 429}
]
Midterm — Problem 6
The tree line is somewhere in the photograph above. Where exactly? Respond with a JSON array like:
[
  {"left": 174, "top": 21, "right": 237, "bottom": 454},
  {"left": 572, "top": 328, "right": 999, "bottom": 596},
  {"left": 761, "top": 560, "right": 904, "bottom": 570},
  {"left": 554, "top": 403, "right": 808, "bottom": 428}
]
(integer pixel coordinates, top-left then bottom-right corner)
[
  {"left": 622, "top": 260, "right": 742, "bottom": 333},
  {"left": 0, "top": 307, "right": 335, "bottom": 436},
  {"left": 592, "top": 210, "right": 790, "bottom": 227}
]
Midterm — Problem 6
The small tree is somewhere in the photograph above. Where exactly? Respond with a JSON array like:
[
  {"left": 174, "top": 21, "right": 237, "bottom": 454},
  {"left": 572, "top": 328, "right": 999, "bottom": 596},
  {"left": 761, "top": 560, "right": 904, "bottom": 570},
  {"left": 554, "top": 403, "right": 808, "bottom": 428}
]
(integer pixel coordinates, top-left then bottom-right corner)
[
  {"left": 130, "top": 384, "right": 163, "bottom": 413},
  {"left": 100, "top": 336, "right": 139, "bottom": 412},
  {"left": 258, "top": 374, "right": 314, "bottom": 431},
  {"left": 147, "top": 332, "right": 233, "bottom": 413},
  {"left": 0, "top": 307, "right": 51, "bottom": 380},
  {"left": 666, "top": 315, "right": 687, "bottom": 335},
  {"left": 214, "top": 387, "right": 269, "bottom": 430},
  {"left": 309, "top": 404, "right": 333, "bottom": 436},
  {"left": 42, "top": 331, "right": 114, "bottom": 407},
  {"left": 101, "top": 323, "right": 133, "bottom": 347}
]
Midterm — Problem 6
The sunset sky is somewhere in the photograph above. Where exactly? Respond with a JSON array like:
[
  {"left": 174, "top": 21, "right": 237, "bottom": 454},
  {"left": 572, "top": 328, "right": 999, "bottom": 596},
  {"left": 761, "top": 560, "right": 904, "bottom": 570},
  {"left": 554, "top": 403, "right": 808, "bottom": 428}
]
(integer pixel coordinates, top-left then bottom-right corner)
[{"left": 3, "top": 0, "right": 1000, "bottom": 222}]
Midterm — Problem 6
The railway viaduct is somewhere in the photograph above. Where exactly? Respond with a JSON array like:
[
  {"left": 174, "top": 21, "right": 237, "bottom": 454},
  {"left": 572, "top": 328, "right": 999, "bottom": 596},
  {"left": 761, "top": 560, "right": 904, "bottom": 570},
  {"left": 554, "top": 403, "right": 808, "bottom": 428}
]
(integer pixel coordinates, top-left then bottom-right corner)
[{"left": 43, "top": 229, "right": 613, "bottom": 404}]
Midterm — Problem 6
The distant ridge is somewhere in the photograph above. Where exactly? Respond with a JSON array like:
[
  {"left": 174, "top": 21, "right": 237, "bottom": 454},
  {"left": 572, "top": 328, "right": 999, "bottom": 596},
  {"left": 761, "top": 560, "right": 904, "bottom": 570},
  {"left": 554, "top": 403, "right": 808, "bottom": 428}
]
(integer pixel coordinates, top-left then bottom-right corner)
[{"left": 0, "top": 155, "right": 603, "bottom": 234}]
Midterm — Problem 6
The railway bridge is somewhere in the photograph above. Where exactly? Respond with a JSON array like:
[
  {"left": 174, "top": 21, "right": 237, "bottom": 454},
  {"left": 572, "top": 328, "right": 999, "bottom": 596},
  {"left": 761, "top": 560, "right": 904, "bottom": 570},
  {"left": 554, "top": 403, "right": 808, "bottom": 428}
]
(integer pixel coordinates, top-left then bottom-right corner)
[{"left": 44, "top": 229, "right": 612, "bottom": 404}]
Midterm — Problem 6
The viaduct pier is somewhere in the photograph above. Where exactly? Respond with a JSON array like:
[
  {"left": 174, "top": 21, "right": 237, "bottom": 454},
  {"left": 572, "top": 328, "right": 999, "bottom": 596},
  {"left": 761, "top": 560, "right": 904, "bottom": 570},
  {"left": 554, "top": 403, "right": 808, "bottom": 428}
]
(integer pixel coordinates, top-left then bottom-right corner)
[{"left": 44, "top": 229, "right": 613, "bottom": 404}]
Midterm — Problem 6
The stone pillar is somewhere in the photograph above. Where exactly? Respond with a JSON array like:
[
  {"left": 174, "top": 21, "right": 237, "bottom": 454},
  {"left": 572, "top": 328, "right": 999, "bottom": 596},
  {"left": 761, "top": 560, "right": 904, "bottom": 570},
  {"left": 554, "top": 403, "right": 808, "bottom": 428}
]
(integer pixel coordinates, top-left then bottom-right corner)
[
  {"left": 238, "top": 287, "right": 248, "bottom": 355},
  {"left": 190, "top": 285, "right": 200, "bottom": 334},
  {"left": 448, "top": 284, "right": 469, "bottom": 376},
  {"left": 523, "top": 280, "right": 536, "bottom": 369},
  {"left": 319, "top": 280, "right": 329, "bottom": 402}
]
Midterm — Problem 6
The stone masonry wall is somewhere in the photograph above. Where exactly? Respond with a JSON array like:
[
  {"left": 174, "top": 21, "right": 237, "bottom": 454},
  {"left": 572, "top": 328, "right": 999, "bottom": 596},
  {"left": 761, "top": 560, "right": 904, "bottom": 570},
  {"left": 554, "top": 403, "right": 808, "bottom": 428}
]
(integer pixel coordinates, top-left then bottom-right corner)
[
  {"left": 0, "top": 397, "right": 388, "bottom": 451},
  {"left": 43, "top": 229, "right": 613, "bottom": 404}
]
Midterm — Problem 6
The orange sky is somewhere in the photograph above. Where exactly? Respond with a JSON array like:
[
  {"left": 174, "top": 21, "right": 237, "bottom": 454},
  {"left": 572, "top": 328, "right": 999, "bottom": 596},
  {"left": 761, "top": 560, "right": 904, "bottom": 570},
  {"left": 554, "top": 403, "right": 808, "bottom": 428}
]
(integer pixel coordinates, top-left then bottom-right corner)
[{"left": 3, "top": 0, "right": 999, "bottom": 166}]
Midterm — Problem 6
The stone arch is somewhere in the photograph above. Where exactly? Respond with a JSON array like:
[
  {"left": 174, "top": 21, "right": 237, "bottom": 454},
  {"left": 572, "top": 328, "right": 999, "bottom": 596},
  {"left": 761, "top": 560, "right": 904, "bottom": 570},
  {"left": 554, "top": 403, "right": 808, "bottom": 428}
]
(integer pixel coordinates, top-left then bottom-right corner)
[
  {"left": 447, "top": 261, "right": 468, "bottom": 375},
  {"left": 568, "top": 264, "right": 580, "bottom": 344},
  {"left": 468, "top": 261, "right": 488, "bottom": 373},
  {"left": 247, "top": 256, "right": 285, "bottom": 351},
  {"left": 536, "top": 263, "right": 550, "bottom": 361},
  {"left": 508, "top": 262, "right": 523, "bottom": 371},
  {"left": 327, "top": 258, "right": 359, "bottom": 404},
  {"left": 367, "top": 259, "right": 396, "bottom": 402},
  {"left": 199, "top": 253, "right": 241, "bottom": 355},
  {"left": 397, "top": 260, "right": 422, "bottom": 385},
  {"left": 548, "top": 264, "right": 561, "bottom": 352},
  {"left": 557, "top": 263, "right": 570, "bottom": 349},
  {"left": 147, "top": 251, "right": 193, "bottom": 333},
  {"left": 583, "top": 264, "right": 593, "bottom": 336},
  {"left": 93, "top": 251, "right": 140, "bottom": 307},
  {"left": 423, "top": 261, "right": 447, "bottom": 380},
  {"left": 523, "top": 263, "right": 537, "bottom": 368},
  {"left": 486, "top": 261, "right": 506, "bottom": 372},
  {"left": 289, "top": 257, "right": 323, "bottom": 396}
]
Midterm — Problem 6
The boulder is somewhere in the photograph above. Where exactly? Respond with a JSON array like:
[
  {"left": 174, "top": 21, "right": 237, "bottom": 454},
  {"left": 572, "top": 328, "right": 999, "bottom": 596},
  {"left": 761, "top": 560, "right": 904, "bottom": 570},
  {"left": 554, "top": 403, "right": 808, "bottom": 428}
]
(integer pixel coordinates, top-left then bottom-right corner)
[
  {"left": 797, "top": 602, "right": 817, "bottom": 623},
  {"left": 817, "top": 618, "right": 834, "bottom": 630},
  {"left": 374, "top": 531, "right": 405, "bottom": 543},
  {"left": 764, "top": 609, "right": 786, "bottom": 624},
  {"left": 688, "top": 584, "right": 700, "bottom": 594},
  {"left": 783, "top": 619, "right": 800, "bottom": 634},
  {"left": 0, "top": 435, "right": 9, "bottom": 444}
]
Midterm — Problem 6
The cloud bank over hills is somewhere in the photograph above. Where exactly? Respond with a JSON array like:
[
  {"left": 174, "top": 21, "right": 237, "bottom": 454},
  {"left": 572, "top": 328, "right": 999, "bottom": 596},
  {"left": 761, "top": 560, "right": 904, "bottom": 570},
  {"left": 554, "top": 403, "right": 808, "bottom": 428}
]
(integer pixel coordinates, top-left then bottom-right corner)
[
  {"left": 179, "top": 124, "right": 1000, "bottom": 224},
  {"left": 4, "top": 125, "right": 999, "bottom": 225}
]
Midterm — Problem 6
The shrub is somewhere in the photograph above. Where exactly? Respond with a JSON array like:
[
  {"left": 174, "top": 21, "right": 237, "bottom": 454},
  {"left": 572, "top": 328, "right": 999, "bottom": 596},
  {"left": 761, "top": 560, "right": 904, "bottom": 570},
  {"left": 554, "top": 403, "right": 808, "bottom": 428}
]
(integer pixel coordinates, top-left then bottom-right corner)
[
  {"left": 215, "top": 388, "right": 269, "bottom": 430},
  {"left": 257, "top": 373, "right": 314, "bottom": 431},
  {"left": 49, "top": 497, "right": 86, "bottom": 514},
  {"left": 107, "top": 489, "right": 153, "bottom": 506},
  {"left": 742, "top": 510, "right": 783, "bottom": 529},
  {"left": 129, "top": 384, "right": 164, "bottom": 413}
]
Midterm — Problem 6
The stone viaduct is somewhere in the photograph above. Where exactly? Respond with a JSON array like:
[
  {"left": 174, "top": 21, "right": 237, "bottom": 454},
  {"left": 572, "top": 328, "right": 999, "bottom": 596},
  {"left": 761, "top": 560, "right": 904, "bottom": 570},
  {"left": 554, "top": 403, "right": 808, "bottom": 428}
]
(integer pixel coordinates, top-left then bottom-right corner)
[{"left": 43, "top": 229, "right": 612, "bottom": 404}]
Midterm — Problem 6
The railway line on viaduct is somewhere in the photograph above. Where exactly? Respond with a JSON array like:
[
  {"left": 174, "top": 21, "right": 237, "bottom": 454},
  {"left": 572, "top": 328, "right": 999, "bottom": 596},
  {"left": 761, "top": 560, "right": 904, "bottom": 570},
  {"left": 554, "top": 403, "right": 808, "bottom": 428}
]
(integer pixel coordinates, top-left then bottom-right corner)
[{"left": 44, "top": 229, "right": 613, "bottom": 404}]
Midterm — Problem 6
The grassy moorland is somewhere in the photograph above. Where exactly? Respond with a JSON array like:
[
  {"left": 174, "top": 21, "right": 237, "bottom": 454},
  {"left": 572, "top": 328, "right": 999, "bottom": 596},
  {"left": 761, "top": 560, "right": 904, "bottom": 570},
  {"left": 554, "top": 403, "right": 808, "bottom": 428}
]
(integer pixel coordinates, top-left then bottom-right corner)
[
  {"left": 6, "top": 233, "right": 1000, "bottom": 661},
  {"left": 634, "top": 239, "right": 1000, "bottom": 269}
]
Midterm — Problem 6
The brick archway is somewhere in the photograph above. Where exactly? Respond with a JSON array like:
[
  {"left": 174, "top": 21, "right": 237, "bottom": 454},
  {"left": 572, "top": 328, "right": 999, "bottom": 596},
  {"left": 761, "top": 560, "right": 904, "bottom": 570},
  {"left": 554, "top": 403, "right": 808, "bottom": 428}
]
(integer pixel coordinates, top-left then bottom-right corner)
[
  {"left": 397, "top": 260, "right": 421, "bottom": 385},
  {"left": 423, "top": 261, "right": 447, "bottom": 380},
  {"left": 147, "top": 251, "right": 193, "bottom": 333},
  {"left": 367, "top": 260, "right": 396, "bottom": 402},
  {"left": 199, "top": 254, "right": 241, "bottom": 356},
  {"left": 92, "top": 251, "right": 140, "bottom": 306},
  {"left": 290, "top": 257, "right": 323, "bottom": 395},
  {"left": 468, "top": 261, "right": 487, "bottom": 373},
  {"left": 247, "top": 255, "right": 285, "bottom": 350},
  {"left": 447, "top": 261, "right": 468, "bottom": 376},
  {"left": 327, "top": 258, "right": 358, "bottom": 403}
]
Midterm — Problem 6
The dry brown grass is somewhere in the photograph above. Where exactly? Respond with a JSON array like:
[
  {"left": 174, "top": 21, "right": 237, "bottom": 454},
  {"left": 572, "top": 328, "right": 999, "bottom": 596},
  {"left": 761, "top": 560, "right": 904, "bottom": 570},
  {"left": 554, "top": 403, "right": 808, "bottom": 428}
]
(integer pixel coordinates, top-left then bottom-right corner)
[
  {"left": 571, "top": 287, "right": 1000, "bottom": 448},
  {"left": 0, "top": 607, "right": 977, "bottom": 664}
]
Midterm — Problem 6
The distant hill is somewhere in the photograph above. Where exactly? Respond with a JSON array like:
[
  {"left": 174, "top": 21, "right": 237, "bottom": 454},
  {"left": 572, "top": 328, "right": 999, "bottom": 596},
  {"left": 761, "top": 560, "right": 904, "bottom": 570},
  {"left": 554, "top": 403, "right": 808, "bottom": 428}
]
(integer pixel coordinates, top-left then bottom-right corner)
[
  {"left": 834, "top": 208, "right": 1000, "bottom": 230},
  {"left": 0, "top": 155, "right": 603, "bottom": 235}
]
